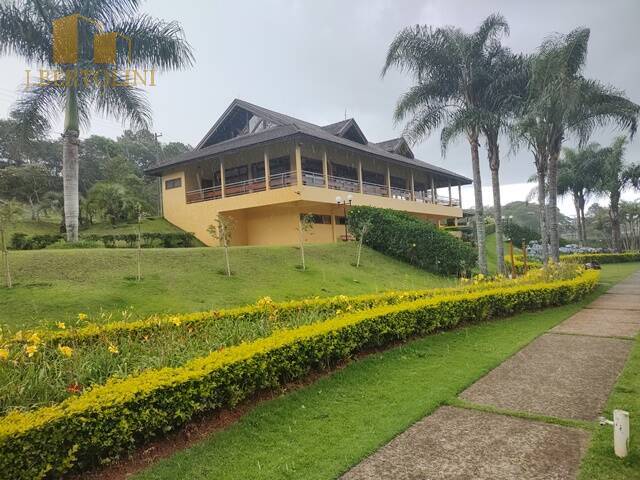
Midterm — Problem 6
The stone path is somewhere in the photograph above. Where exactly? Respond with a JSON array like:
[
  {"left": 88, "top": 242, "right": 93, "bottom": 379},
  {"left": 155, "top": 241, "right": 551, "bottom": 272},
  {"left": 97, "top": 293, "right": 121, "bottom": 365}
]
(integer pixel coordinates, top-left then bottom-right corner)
[{"left": 342, "top": 270, "right": 639, "bottom": 479}]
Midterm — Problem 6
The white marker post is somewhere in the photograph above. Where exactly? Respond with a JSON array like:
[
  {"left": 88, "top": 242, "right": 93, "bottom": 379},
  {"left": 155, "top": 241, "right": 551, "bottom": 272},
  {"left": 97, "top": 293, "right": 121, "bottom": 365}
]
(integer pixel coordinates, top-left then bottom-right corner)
[{"left": 599, "top": 409, "right": 630, "bottom": 458}]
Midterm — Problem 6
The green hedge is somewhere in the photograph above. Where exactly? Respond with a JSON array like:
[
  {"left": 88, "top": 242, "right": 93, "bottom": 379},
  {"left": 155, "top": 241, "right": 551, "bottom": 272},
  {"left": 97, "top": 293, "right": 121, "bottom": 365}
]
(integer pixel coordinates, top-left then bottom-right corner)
[
  {"left": 0, "top": 271, "right": 598, "bottom": 479},
  {"left": 9, "top": 232, "right": 196, "bottom": 250},
  {"left": 347, "top": 206, "right": 477, "bottom": 275},
  {"left": 561, "top": 252, "right": 640, "bottom": 264}
]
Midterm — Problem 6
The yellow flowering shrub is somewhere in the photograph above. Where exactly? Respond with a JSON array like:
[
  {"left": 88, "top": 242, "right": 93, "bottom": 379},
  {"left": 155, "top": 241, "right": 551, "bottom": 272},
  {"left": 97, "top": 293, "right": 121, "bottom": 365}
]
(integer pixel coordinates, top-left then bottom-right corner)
[{"left": 0, "top": 270, "right": 598, "bottom": 479}]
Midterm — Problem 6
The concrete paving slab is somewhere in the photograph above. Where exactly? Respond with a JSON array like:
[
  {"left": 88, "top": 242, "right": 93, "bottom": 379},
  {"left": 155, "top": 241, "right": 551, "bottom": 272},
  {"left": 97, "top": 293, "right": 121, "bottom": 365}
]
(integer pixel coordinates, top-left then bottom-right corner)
[
  {"left": 606, "top": 284, "right": 639, "bottom": 294},
  {"left": 341, "top": 406, "right": 590, "bottom": 480},
  {"left": 460, "top": 334, "right": 632, "bottom": 420},
  {"left": 586, "top": 293, "right": 640, "bottom": 311},
  {"left": 551, "top": 309, "right": 640, "bottom": 338}
]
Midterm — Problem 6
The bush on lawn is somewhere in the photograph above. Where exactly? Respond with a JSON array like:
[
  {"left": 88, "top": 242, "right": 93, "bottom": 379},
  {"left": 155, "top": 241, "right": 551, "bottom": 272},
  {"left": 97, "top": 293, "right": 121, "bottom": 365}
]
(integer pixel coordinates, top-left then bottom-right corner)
[
  {"left": 561, "top": 252, "right": 640, "bottom": 264},
  {"left": 9, "top": 232, "right": 196, "bottom": 250},
  {"left": 0, "top": 270, "right": 598, "bottom": 479},
  {"left": 347, "top": 206, "right": 477, "bottom": 275}
]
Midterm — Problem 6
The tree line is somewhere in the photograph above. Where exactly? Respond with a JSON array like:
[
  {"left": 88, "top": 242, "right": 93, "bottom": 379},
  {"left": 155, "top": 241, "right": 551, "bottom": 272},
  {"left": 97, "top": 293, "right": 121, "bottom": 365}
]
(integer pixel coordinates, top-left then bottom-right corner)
[
  {"left": 0, "top": 115, "right": 191, "bottom": 229},
  {"left": 383, "top": 14, "right": 639, "bottom": 274}
]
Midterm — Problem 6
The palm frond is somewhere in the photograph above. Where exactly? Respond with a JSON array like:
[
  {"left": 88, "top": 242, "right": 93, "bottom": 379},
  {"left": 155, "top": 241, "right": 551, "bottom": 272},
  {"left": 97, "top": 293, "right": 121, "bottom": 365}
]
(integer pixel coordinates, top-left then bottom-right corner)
[{"left": 91, "top": 72, "right": 151, "bottom": 130}]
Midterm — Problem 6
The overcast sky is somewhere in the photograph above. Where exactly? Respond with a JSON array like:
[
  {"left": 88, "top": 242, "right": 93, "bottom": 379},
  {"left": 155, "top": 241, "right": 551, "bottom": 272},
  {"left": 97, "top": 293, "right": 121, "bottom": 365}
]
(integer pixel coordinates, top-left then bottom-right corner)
[{"left": 0, "top": 0, "right": 638, "bottom": 214}]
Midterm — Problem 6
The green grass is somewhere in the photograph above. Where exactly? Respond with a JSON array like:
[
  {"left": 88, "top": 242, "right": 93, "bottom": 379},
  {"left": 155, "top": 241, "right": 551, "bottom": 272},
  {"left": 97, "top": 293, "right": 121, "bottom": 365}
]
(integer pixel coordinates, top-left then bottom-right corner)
[
  {"left": 0, "top": 243, "right": 453, "bottom": 330},
  {"left": 485, "top": 232, "right": 521, "bottom": 274},
  {"left": 579, "top": 339, "right": 640, "bottom": 479},
  {"left": 133, "top": 263, "right": 639, "bottom": 480}
]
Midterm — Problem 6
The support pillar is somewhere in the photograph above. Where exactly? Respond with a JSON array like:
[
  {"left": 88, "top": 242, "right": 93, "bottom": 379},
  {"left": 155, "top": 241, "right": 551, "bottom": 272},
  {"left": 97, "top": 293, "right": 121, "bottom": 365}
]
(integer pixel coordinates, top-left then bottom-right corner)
[
  {"left": 386, "top": 164, "right": 392, "bottom": 197},
  {"left": 264, "top": 150, "right": 270, "bottom": 191},
  {"left": 448, "top": 180, "right": 452, "bottom": 206},
  {"left": 220, "top": 158, "right": 226, "bottom": 198},
  {"left": 294, "top": 143, "right": 302, "bottom": 187},
  {"left": 358, "top": 159, "right": 363, "bottom": 194},
  {"left": 431, "top": 176, "right": 436, "bottom": 203},
  {"left": 322, "top": 149, "right": 329, "bottom": 188},
  {"left": 410, "top": 171, "right": 415, "bottom": 201},
  {"left": 458, "top": 183, "right": 462, "bottom": 208}
]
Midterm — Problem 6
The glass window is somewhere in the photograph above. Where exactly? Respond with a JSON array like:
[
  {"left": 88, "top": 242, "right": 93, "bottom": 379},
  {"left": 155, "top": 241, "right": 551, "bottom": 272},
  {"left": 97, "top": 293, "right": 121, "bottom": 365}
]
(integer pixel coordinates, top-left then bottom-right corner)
[
  {"left": 269, "top": 156, "right": 291, "bottom": 175},
  {"left": 225, "top": 165, "right": 248, "bottom": 184},
  {"left": 251, "top": 161, "right": 265, "bottom": 179},
  {"left": 331, "top": 163, "right": 357, "bottom": 180},
  {"left": 363, "top": 170, "right": 385, "bottom": 185},
  {"left": 302, "top": 157, "right": 323, "bottom": 174},
  {"left": 165, "top": 178, "right": 181, "bottom": 189},
  {"left": 335, "top": 216, "right": 346, "bottom": 225}
]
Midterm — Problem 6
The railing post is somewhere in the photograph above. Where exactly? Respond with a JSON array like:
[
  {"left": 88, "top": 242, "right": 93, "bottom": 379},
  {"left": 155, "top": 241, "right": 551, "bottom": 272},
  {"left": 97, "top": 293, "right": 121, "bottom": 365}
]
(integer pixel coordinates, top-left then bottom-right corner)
[
  {"left": 448, "top": 180, "right": 452, "bottom": 206},
  {"left": 322, "top": 149, "right": 329, "bottom": 188},
  {"left": 358, "top": 159, "right": 363, "bottom": 194},
  {"left": 410, "top": 171, "right": 415, "bottom": 201},
  {"left": 264, "top": 150, "right": 270, "bottom": 191},
  {"left": 386, "top": 164, "right": 392, "bottom": 197},
  {"left": 294, "top": 143, "right": 303, "bottom": 187},
  {"left": 220, "top": 158, "right": 226, "bottom": 198}
]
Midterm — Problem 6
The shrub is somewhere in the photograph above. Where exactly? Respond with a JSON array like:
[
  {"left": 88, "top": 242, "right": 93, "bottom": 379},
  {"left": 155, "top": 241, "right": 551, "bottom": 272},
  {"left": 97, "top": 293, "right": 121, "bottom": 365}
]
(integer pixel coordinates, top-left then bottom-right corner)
[
  {"left": 347, "top": 206, "right": 477, "bottom": 275},
  {"left": 8, "top": 232, "right": 196, "bottom": 250},
  {"left": 560, "top": 252, "right": 640, "bottom": 264},
  {"left": 504, "top": 222, "right": 539, "bottom": 245},
  {"left": 10, "top": 233, "right": 63, "bottom": 250},
  {"left": 0, "top": 270, "right": 598, "bottom": 479}
]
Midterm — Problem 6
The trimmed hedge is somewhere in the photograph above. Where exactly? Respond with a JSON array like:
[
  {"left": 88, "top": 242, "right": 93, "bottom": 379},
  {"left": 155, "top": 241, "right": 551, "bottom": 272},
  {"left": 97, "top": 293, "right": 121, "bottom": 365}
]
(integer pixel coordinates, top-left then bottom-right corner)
[
  {"left": 561, "top": 252, "right": 640, "bottom": 264},
  {"left": 347, "top": 206, "right": 477, "bottom": 275},
  {"left": 0, "top": 270, "right": 598, "bottom": 479},
  {"left": 9, "top": 232, "right": 196, "bottom": 250}
]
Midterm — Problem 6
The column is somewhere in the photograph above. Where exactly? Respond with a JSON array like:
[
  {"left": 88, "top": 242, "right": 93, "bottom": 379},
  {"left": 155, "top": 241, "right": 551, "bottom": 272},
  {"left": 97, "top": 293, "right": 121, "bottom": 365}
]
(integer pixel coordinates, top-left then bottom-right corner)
[
  {"left": 410, "top": 171, "right": 415, "bottom": 201},
  {"left": 294, "top": 143, "right": 303, "bottom": 187},
  {"left": 448, "top": 180, "right": 452, "bottom": 206},
  {"left": 322, "top": 149, "right": 328, "bottom": 188},
  {"left": 358, "top": 159, "right": 363, "bottom": 194},
  {"left": 386, "top": 164, "right": 392, "bottom": 197},
  {"left": 264, "top": 150, "right": 270, "bottom": 191},
  {"left": 220, "top": 158, "right": 226, "bottom": 198},
  {"left": 431, "top": 176, "right": 436, "bottom": 203},
  {"left": 458, "top": 183, "right": 462, "bottom": 208}
]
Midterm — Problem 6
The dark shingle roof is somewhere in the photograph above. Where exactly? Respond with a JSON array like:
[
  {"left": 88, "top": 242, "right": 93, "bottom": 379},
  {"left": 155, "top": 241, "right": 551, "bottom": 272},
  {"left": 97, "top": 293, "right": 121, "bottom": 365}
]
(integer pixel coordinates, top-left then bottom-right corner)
[{"left": 147, "top": 99, "right": 471, "bottom": 185}]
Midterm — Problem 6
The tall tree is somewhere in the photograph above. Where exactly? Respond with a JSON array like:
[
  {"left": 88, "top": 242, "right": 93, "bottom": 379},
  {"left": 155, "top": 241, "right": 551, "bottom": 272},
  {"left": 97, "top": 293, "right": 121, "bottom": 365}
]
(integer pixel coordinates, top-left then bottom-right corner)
[
  {"left": 0, "top": 0, "right": 193, "bottom": 241},
  {"left": 557, "top": 144, "right": 602, "bottom": 245},
  {"left": 597, "top": 136, "right": 640, "bottom": 252},
  {"left": 383, "top": 14, "right": 510, "bottom": 274},
  {"left": 521, "top": 28, "right": 639, "bottom": 262}
]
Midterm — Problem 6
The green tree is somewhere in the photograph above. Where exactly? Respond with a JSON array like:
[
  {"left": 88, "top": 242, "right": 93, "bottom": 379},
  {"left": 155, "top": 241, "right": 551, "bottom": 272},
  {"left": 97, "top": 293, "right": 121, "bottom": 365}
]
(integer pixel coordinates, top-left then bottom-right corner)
[
  {"left": 0, "top": 200, "right": 22, "bottom": 288},
  {"left": 557, "top": 145, "right": 602, "bottom": 246},
  {"left": 297, "top": 214, "right": 314, "bottom": 271},
  {"left": 518, "top": 28, "right": 639, "bottom": 262},
  {"left": 596, "top": 137, "right": 640, "bottom": 252},
  {"left": 383, "top": 13, "right": 510, "bottom": 274},
  {"left": 208, "top": 214, "right": 235, "bottom": 277},
  {"left": 0, "top": 164, "right": 59, "bottom": 220},
  {"left": 1, "top": 0, "right": 193, "bottom": 241}
]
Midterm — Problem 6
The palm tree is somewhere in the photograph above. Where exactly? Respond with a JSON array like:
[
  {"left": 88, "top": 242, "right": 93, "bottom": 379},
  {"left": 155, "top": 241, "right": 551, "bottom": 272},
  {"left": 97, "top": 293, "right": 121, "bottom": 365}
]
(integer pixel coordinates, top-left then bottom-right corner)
[
  {"left": 477, "top": 48, "right": 527, "bottom": 274},
  {"left": 521, "top": 28, "right": 639, "bottom": 262},
  {"left": 597, "top": 136, "right": 640, "bottom": 252},
  {"left": 557, "top": 144, "right": 602, "bottom": 245},
  {"left": 383, "top": 14, "right": 510, "bottom": 275},
  {"left": 0, "top": 0, "right": 193, "bottom": 241}
]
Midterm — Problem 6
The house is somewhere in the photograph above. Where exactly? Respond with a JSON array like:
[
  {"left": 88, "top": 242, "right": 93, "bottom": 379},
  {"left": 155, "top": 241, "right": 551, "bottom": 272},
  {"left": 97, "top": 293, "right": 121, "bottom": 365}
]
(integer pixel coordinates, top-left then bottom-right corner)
[{"left": 146, "top": 99, "right": 472, "bottom": 246}]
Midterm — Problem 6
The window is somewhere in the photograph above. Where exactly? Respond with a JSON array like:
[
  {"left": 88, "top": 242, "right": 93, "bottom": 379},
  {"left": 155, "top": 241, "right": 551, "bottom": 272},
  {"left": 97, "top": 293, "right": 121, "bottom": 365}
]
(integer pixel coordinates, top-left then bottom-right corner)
[
  {"left": 269, "top": 156, "right": 291, "bottom": 175},
  {"left": 301, "top": 213, "right": 331, "bottom": 225},
  {"left": 251, "top": 161, "right": 265, "bottom": 179},
  {"left": 363, "top": 170, "right": 385, "bottom": 185},
  {"left": 302, "top": 157, "right": 323, "bottom": 173},
  {"left": 225, "top": 165, "right": 248, "bottom": 184},
  {"left": 331, "top": 163, "right": 357, "bottom": 180},
  {"left": 335, "top": 216, "right": 346, "bottom": 225},
  {"left": 390, "top": 175, "right": 407, "bottom": 189},
  {"left": 165, "top": 178, "right": 181, "bottom": 189}
]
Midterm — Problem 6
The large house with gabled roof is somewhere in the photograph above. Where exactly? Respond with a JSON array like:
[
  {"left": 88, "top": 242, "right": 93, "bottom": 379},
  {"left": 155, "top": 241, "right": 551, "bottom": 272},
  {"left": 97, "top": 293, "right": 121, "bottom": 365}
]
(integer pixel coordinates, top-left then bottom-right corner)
[{"left": 146, "top": 99, "right": 471, "bottom": 246}]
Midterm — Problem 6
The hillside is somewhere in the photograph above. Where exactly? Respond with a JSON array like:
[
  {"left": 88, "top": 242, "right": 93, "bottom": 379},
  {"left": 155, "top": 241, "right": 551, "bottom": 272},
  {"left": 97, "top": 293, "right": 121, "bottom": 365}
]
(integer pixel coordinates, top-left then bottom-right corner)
[{"left": 0, "top": 243, "right": 455, "bottom": 329}]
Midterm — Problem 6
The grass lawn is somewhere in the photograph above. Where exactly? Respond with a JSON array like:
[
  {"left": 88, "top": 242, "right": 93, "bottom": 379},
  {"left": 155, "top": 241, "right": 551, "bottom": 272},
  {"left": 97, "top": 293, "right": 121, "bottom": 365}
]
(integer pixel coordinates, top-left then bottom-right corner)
[
  {"left": 485, "top": 232, "right": 521, "bottom": 274},
  {"left": 0, "top": 243, "right": 453, "bottom": 330},
  {"left": 579, "top": 335, "right": 640, "bottom": 478},
  {"left": 133, "top": 263, "right": 639, "bottom": 480}
]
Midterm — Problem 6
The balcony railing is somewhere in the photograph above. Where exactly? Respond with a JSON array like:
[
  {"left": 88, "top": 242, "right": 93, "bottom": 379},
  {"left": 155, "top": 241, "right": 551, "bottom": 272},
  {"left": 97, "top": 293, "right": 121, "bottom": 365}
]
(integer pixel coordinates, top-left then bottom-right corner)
[
  {"left": 362, "top": 181, "right": 388, "bottom": 197},
  {"left": 302, "top": 170, "right": 325, "bottom": 187},
  {"left": 185, "top": 169, "right": 461, "bottom": 207},
  {"left": 269, "top": 171, "right": 296, "bottom": 189},
  {"left": 328, "top": 174, "right": 359, "bottom": 193},
  {"left": 186, "top": 185, "right": 222, "bottom": 204}
]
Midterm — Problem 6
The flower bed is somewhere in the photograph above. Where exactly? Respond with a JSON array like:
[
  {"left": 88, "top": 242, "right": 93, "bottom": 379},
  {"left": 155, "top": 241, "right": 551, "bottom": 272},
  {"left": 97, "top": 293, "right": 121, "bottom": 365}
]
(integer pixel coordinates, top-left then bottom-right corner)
[{"left": 0, "top": 270, "right": 599, "bottom": 479}]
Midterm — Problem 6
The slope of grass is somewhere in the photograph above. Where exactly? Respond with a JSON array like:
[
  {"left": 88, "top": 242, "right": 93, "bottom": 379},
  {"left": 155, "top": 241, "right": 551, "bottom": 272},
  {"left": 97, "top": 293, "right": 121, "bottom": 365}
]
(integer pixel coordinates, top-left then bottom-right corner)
[
  {"left": 134, "top": 263, "right": 639, "bottom": 480},
  {"left": 0, "top": 243, "right": 453, "bottom": 330},
  {"left": 486, "top": 232, "right": 521, "bottom": 274}
]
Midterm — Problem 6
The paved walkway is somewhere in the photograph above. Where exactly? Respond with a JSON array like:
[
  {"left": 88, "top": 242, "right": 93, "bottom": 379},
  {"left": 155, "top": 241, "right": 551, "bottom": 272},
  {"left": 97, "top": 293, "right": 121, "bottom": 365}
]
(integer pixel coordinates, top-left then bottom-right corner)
[{"left": 342, "top": 270, "right": 639, "bottom": 480}]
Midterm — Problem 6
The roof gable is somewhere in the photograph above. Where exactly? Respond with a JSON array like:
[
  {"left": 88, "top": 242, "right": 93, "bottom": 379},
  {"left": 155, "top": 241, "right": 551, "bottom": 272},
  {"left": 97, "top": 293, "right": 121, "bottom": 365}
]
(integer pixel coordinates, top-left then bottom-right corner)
[
  {"left": 375, "top": 137, "right": 414, "bottom": 159},
  {"left": 325, "top": 118, "right": 367, "bottom": 145}
]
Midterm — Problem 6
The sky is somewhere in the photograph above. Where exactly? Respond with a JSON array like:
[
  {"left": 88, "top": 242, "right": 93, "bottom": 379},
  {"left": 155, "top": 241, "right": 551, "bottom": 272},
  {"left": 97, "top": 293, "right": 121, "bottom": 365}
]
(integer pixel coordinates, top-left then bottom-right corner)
[{"left": 0, "top": 0, "right": 638, "bottom": 215}]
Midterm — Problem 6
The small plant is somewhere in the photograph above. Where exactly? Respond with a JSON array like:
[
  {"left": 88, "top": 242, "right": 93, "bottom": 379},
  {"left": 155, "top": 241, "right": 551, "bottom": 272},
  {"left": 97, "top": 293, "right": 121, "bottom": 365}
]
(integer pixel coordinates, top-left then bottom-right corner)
[
  {"left": 355, "top": 221, "right": 371, "bottom": 267},
  {"left": 136, "top": 204, "right": 144, "bottom": 282},
  {"left": 297, "top": 214, "right": 315, "bottom": 271},
  {"left": 207, "top": 214, "right": 235, "bottom": 277},
  {"left": 0, "top": 201, "right": 22, "bottom": 288}
]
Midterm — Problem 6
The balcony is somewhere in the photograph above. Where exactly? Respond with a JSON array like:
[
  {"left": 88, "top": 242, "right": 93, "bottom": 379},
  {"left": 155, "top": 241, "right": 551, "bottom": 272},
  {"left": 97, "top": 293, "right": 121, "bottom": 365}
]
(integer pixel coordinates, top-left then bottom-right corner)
[{"left": 184, "top": 169, "right": 461, "bottom": 208}]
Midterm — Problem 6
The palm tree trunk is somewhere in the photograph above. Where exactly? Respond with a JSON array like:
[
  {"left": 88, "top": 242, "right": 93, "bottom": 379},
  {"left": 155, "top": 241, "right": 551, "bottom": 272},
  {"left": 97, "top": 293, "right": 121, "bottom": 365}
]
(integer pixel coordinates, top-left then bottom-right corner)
[
  {"left": 63, "top": 88, "right": 80, "bottom": 242},
  {"left": 469, "top": 133, "right": 488, "bottom": 275},
  {"left": 573, "top": 195, "right": 582, "bottom": 247},
  {"left": 579, "top": 198, "right": 587, "bottom": 243},
  {"left": 609, "top": 191, "right": 622, "bottom": 252},
  {"left": 535, "top": 161, "right": 549, "bottom": 264},
  {"left": 488, "top": 140, "right": 504, "bottom": 274},
  {"left": 548, "top": 149, "right": 560, "bottom": 262}
]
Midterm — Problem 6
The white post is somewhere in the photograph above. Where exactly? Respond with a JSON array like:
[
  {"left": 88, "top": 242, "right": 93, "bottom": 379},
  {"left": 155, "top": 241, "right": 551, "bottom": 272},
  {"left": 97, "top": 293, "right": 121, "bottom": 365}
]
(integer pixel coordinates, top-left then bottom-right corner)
[{"left": 614, "top": 409, "right": 630, "bottom": 458}]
